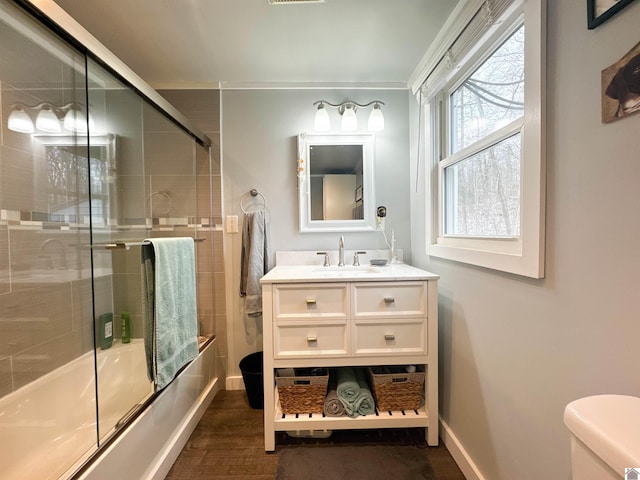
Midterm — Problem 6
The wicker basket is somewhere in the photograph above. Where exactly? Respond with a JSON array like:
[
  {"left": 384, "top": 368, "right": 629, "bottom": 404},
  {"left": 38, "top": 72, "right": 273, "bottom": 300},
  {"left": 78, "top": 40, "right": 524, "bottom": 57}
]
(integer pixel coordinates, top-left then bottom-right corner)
[
  {"left": 276, "top": 369, "right": 329, "bottom": 414},
  {"left": 367, "top": 366, "right": 425, "bottom": 412}
]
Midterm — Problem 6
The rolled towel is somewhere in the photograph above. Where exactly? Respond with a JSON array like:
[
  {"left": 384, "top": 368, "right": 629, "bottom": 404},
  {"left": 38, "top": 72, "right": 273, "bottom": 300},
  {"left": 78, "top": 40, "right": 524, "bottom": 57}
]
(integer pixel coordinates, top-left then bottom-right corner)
[
  {"left": 355, "top": 392, "right": 376, "bottom": 416},
  {"left": 353, "top": 369, "right": 375, "bottom": 416},
  {"left": 337, "top": 367, "right": 376, "bottom": 418},
  {"left": 323, "top": 374, "right": 346, "bottom": 417},
  {"left": 336, "top": 367, "right": 360, "bottom": 403}
]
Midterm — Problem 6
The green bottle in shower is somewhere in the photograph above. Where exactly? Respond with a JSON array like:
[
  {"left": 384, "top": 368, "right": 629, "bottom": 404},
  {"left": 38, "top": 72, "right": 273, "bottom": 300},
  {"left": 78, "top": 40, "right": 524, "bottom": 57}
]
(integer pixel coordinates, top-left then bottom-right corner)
[{"left": 121, "top": 311, "right": 131, "bottom": 344}]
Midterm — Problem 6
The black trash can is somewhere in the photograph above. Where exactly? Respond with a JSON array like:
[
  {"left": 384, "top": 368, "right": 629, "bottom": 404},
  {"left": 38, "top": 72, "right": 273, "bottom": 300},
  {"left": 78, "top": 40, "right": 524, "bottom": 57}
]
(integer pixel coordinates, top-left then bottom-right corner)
[{"left": 239, "top": 351, "right": 264, "bottom": 409}]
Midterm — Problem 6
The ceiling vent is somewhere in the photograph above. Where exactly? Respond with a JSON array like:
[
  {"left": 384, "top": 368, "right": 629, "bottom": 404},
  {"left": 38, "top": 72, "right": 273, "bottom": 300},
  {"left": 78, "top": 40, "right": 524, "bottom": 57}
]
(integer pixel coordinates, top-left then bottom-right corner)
[{"left": 268, "top": 0, "right": 325, "bottom": 4}]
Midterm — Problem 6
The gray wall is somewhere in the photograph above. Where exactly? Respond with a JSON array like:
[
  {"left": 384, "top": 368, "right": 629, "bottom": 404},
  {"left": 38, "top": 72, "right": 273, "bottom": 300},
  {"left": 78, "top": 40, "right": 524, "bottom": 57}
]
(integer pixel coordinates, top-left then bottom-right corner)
[
  {"left": 221, "top": 89, "right": 411, "bottom": 377},
  {"left": 410, "top": 1, "right": 640, "bottom": 478}
]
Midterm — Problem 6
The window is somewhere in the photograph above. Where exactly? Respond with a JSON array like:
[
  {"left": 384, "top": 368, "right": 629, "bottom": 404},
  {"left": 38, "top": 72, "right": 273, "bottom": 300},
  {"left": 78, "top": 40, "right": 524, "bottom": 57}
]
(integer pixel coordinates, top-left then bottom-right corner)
[
  {"left": 445, "top": 25, "right": 523, "bottom": 238},
  {"left": 421, "top": 0, "right": 545, "bottom": 278}
]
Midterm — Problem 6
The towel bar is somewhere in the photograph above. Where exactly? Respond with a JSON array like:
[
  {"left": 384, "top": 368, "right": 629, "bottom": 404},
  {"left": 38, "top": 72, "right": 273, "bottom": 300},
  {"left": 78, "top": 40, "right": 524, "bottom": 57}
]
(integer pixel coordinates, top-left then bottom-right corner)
[{"left": 96, "top": 238, "right": 206, "bottom": 250}]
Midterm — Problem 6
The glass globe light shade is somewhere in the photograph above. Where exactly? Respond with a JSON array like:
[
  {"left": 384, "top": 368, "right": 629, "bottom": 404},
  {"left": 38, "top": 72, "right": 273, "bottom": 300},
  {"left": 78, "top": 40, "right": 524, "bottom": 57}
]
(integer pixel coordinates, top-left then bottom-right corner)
[
  {"left": 7, "top": 108, "right": 34, "bottom": 133},
  {"left": 368, "top": 104, "right": 384, "bottom": 132},
  {"left": 341, "top": 105, "right": 357, "bottom": 131},
  {"left": 314, "top": 104, "right": 330, "bottom": 131},
  {"left": 35, "top": 106, "right": 61, "bottom": 133}
]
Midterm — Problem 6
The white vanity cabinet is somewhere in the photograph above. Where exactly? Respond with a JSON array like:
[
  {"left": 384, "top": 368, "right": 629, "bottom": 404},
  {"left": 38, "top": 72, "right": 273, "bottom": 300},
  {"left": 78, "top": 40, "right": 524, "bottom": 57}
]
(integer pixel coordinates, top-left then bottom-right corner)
[{"left": 261, "top": 264, "right": 439, "bottom": 451}]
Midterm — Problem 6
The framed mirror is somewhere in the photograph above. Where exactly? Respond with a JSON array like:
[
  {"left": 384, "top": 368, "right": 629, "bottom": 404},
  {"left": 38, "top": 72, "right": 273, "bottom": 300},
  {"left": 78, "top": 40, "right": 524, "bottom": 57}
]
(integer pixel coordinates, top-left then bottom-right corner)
[
  {"left": 33, "top": 134, "right": 116, "bottom": 227},
  {"left": 298, "top": 133, "right": 375, "bottom": 232}
]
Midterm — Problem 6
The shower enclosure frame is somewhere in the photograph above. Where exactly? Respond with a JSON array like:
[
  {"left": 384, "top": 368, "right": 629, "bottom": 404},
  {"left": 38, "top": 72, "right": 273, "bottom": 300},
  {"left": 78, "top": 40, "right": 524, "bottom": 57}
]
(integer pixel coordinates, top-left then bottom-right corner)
[{"left": 0, "top": 1, "right": 219, "bottom": 479}]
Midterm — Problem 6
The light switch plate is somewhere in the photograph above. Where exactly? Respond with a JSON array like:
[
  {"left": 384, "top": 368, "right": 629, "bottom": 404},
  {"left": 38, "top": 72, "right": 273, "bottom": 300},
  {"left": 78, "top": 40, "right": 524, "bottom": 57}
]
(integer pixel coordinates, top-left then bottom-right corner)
[{"left": 226, "top": 215, "right": 239, "bottom": 233}]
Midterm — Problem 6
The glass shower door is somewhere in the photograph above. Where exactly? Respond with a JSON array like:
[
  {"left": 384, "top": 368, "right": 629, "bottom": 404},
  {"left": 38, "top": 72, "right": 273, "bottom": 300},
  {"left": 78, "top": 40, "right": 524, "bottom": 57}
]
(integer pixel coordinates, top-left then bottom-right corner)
[
  {"left": 0, "top": 1, "right": 97, "bottom": 478},
  {"left": 85, "top": 57, "right": 154, "bottom": 444}
]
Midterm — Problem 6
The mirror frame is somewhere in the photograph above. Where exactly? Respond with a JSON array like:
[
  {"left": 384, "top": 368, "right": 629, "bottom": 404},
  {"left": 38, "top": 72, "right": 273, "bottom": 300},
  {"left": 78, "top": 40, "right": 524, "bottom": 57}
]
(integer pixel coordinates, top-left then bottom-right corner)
[
  {"left": 298, "top": 132, "right": 376, "bottom": 232},
  {"left": 33, "top": 133, "right": 116, "bottom": 227}
]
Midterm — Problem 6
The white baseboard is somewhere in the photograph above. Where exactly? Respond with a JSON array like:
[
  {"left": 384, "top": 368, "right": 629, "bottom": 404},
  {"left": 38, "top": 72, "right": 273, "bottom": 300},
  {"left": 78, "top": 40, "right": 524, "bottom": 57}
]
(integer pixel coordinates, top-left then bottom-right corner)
[
  {"left": 226, "top": 375, "right": 245, "bottom": 391},
  {"left": 439, "top": 416, "right": 485, "bottom": 480}
]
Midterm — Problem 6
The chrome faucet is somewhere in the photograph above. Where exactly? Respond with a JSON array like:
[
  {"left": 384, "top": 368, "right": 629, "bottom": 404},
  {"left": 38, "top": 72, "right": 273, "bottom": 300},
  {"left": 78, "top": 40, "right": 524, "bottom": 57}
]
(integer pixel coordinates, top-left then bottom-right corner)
[
  {"left": 338, "top": 235, "right": 345, "bottom": 267},
  {"left": 317, "top": 251, "right": 330, "bottom": 267}
]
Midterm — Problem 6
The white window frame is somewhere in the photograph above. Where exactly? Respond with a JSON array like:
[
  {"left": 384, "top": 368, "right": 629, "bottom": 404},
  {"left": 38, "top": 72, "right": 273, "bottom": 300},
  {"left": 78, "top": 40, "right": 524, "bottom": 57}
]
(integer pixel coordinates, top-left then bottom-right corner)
[{"left": 426, "top": 0, "right": 546, "bottom": 278}]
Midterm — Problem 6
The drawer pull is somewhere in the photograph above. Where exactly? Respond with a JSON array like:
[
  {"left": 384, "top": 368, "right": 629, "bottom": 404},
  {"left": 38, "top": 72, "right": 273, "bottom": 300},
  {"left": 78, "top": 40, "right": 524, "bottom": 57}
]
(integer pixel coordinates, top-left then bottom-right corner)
[
  {"left": 384, "top": 334, "right": 396, "bottom": 341},
  {"left": 307, "top": 336, "right": 318, "bottom": 343},
  {"left": 306, "top": 298, "right": 317, "bottom": 305},
  {"left": 384, "top": 297, "right": 395, "bottom": 304}
]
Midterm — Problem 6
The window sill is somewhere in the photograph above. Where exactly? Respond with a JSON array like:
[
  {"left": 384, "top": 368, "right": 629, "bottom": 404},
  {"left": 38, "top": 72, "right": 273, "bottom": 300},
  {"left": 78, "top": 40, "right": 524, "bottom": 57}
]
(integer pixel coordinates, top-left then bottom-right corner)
[{"left": 429, "top": 238, "right": 544, "bottom": 279}]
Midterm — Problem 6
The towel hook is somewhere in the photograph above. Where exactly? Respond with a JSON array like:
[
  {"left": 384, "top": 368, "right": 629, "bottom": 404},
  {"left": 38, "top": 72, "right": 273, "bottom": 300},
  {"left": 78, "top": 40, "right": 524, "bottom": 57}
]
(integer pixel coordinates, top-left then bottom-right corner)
[{"left": 240, "top": 189, "right": 267, "bottom": 214}]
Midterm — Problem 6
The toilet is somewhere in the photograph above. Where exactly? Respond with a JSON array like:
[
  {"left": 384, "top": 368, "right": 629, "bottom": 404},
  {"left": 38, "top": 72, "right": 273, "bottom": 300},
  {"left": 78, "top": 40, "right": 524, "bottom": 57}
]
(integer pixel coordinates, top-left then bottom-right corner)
[{"left": 564, "top": 394, "right": 640, "bottom": 479}]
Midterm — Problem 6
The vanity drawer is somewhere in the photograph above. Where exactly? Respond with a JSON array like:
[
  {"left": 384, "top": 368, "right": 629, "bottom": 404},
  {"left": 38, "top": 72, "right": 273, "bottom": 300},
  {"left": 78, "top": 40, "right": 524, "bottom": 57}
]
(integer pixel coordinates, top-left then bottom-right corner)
[
  {"left": 274, "top": 321, "right": 348, "bottom": 358},
  {"left": 353, "top": 319, "right": 426, "bottom": 356},
  {"left": 274, "top": 283, "right": 348, "bottom": 320},
  {"left": 353, "top": 282, "right": 426, "bottom": 318}
]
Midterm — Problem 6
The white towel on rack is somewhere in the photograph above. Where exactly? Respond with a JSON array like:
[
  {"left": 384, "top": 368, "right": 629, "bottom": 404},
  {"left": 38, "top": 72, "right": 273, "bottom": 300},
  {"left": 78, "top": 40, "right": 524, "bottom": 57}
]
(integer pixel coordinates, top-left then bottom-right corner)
[{"left": 240, "top": 210, "right": 270, "bottom": 316}]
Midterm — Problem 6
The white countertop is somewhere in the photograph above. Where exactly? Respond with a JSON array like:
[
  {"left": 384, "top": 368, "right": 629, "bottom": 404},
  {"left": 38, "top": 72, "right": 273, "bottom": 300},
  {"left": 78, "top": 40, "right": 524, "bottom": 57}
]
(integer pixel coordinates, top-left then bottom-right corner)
[{"left": 260, "top": 263, "right": 439, "bottom": 284}]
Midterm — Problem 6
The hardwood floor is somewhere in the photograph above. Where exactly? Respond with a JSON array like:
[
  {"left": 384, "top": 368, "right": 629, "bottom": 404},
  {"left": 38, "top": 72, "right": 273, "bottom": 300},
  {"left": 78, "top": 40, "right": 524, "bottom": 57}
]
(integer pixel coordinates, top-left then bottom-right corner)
[{"left": 165, "top": 390, "right": 466, "bottom": 480}]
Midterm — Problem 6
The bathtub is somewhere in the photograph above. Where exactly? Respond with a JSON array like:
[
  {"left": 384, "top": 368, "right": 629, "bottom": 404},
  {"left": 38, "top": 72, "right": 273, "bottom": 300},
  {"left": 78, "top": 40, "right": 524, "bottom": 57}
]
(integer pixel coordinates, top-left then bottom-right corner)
[
  {"left": 78, "top": 337, "right": 219, "bottom": 480},
  {"left": 0, "top": 340, "right": 153, "bottom": 480},
  {"left": 95, "top": 340, "right": 154, "bottom": 440}
]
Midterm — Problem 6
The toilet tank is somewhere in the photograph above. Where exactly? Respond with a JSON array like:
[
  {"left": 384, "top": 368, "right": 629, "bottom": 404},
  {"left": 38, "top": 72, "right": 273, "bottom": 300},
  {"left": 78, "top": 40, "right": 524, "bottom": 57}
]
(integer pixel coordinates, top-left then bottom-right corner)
[{"left": 564, "top": 395, "right": 640, "bottom": 480}]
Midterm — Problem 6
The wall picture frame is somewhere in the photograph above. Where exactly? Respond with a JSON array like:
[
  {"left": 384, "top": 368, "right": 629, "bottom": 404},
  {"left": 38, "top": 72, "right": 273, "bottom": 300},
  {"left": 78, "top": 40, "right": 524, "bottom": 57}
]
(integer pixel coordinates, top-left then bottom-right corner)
[
  {"left": 601, "top": 42, "right": 640, "bottom": 122},
  {"left": 588, "top": 0, "right": 638, "bottom": 29}
]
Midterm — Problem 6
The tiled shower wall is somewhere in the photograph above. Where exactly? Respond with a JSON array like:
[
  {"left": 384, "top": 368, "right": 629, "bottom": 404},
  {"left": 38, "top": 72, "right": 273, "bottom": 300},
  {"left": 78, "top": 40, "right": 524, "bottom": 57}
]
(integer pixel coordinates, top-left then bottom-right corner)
[
  {"left": 0, "top": 1, "right": 97, "bottom": 397},
  {"left": 0, "top": 49, "right": 99, "bottom": 395},
  {"left": 102, "top": 91, "right": 221, "bottom": 347},
  {"left": 158, "top": 89, "right": 226, "bottom": 360},
  {"left": 0, "top": 79, "right": 221, "bottom": 399}
]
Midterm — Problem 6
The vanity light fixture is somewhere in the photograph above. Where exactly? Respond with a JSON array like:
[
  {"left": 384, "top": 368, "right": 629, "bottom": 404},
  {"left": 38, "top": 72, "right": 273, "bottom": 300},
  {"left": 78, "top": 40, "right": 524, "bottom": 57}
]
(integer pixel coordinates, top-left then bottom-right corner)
[
  {"left": 368, "top": 102, "right": 385, "bottom": 132},
  {"left": 35, "top": 104, "right": 62, "bottom": 133},
  {"left": 313, "top": 102, "right": 331, "bottom": 131},
  {"left": 7, "top": 102, "right": 94, "bottom": 134},
  {"left": 313, "top": 100, "right": 385, "bottom": 132},
  {"left": 269, "top": 0, "right": 325, "bottom": 4},
  {"left": 7, "top": 107, "right": 34, "bottom": 133},
  {"left": 341, "top": 104, "right": 358, "bottom": 132},
  {"left": 63, "top": 107, "right": 95, "bottom": 133}
]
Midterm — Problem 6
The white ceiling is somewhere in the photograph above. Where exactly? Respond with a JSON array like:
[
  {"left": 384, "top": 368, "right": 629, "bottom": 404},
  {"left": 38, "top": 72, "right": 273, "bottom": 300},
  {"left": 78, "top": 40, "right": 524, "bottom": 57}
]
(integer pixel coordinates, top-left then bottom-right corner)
[{"left": 51, "top": 0, "right": 459, "bottom": 89}]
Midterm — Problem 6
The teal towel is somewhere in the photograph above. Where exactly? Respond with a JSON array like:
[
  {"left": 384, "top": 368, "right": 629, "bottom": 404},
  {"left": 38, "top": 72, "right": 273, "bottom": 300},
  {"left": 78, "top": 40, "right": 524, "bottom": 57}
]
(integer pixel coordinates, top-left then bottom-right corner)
[
  {"left": 142, "top": 245, "right": 155, "bottom": 382},
  {"left": 336, "top": 367, "right": 376, "bottom": 418},
  {"left": 336, "top": 367, "right": 360, "bottom": 403},
  {"left": 141, "top": 237, "right": 198, "bottom": 391},
  {"left": 353, "top": 369, "right": 376, "bottom": 416}
]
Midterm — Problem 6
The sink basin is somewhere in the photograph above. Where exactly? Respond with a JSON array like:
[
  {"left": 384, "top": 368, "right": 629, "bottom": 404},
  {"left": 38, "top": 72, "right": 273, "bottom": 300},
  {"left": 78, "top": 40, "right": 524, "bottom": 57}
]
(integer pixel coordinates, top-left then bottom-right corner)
[{"left": 311, "top": 265, "right": 381, "bottom": 275}]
